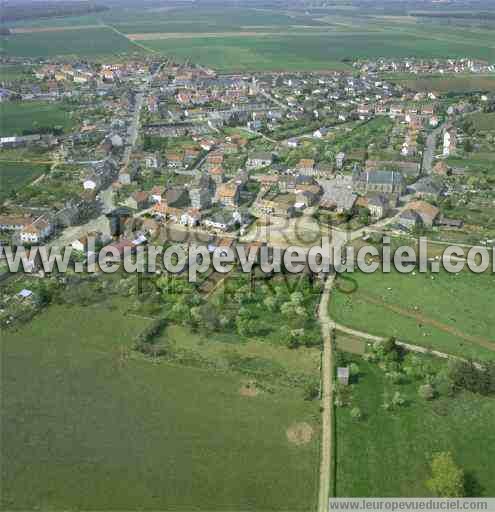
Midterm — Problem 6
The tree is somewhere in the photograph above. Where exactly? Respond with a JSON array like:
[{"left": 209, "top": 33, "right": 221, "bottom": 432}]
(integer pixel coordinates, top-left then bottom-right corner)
[
  {"left": 427, "top": 452, "right": 465, "bottom": 497},
  {"left": 304, "top": 380, "right": 319, "bottom": 401},
  {"left": 383, "top": 337, "right": 397, "bottom": 354}
]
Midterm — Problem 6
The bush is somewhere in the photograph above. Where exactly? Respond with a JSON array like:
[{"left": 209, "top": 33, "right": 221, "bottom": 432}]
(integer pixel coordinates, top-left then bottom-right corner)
[
  {"left": 304, "top": 379, "right": 320, "bottom": 401},
  {"left": 427, "top": 452, "right": 465, "bottom": 497}
]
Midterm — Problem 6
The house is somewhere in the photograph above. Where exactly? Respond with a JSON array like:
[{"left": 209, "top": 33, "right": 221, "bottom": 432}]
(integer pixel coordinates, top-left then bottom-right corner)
[
  {"left": 335, "top": 152, "right": 346, "bottom": 170},
  {"left": 366, "top": 194, "right": 390, "bottom": 219},
  {"left": 247, "top": 152, "right": 272, "bottom": 170},
  {"left": 189, "top": 174, "right": 214, "bottom": 210},
  {"left": 180, "top": 208, "right": 202, "bottom": 227},
  {"left": 279, "top": 175, "right": 297, "bottom": 194},
  {"left": 101, "top": 239, "right": 135, "bottom": 258},
  {"left": 403, "top": 200, "right": 440, "bottom": 228},
  {"left": 118, "top": 171, "right": 131, "bottom": 185},
  {"left": 17, "top": 289, "right": 33, "bottom": 300},
  {"left": 150, "top": 186, "right": 165, "bottom": 204},
  {"left": 297, "top": 159, "right": 316, "bottom": 176},
  {"left": 128, "top": 191, "right": 150, "bottom": 210},
  {"left": 217, "top": 182, "right": 240, "bottom": 207},
  {"left": 208, "top": 166, "right": 225, "bottom": 185},
  {"left": 399, "top": 209, "right": 422, "bottom": 230},
  {"left": 0, "top": 215, "right": 34, "bottom": 231},
  {"left": 287, "top": 138, "right": 299, "bottom": 148},
  {"left": 203, "top": 210, "right": 239, "bottom": 231},
  {"left": 144, "top": 154, "right": 161, "bottom": 169},
  {"left": 443, "top": 128, "right": 457, "bottom": 156},
  {"left": 166, "top": 152, "right": 183, "bottom": 168},
  {"left": 319, "top": 177, "right": 357, "bottom": 213},
  {"left": 19, "top": 216, "right": 53, "bottom": 244},
  {"left": 407, "top": 177, "right": 443, "bottom": 200},
  {"left": 206, "top": 152, "right": 224, "bottom": 169},
  {"left": 313, "top": 127, "right": 330, "bottom": 139}
]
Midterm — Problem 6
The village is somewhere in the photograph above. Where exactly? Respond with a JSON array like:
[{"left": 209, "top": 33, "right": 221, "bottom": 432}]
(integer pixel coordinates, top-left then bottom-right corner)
[{"left": 1, "top": 55, "right": 495, "bottom": 261}]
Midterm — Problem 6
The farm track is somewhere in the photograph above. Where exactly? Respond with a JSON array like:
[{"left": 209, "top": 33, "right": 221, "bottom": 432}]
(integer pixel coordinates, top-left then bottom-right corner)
[{"left": 317, "top": 274, "right": 336, "bottom": 512}]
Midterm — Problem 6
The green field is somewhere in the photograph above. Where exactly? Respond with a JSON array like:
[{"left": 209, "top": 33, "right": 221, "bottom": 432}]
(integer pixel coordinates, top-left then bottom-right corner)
[
  {"left": 1, "top": 296, "right": 319, "bottom": 510},
  {"left": 471, "top": 112, "right": 495, "bottom": 131},
  {"left": 143, "top": 31, "right": 495, "bottom": 72},
  {"left": 0, "top": 101, "right": 75, "bottom": 136},
  {"left": 336, "top": 356, "right": 495, "bottom": 497},
  {"left": 1, "top": 27, "right": 142, "bottom": 58},
  {"left": 387, "top": 75, "right": 495, "bottom": 93},
  {"left": 3, "top": 7, "right": 495, "bottom": 67},
  {"left": 330, "top": 269, "right": 495, "bottom": 362},
  {"left": 0, "top": 64, "right": 33, "bottom": 81},
  {"left": 0, "top": 162, "right": 47, "bottom": 201}
]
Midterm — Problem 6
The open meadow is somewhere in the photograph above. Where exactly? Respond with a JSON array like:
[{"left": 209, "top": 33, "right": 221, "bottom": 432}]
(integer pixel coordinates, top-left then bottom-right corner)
[
  {"left": 1, "top": 292, "right": 320, "bottom": 511},
  {"left": 2, "top": 7, "right": 495, "bottom": 68},
  {"left": 386, "top": 75, "right": 495, "bottom": 94},
  {"left": 335, "top": 354, "right": 495, "bottom": 497},
  {"left": 329, "top": 269, "right": 495, "bottom": 362},
  {"left": 0, "top": 162, "right": 47, "bottom": 201},
  {"left": 1, "top": 27, "right": 142, "bottom": 58},
  {"left": 0, "top": 101, "right": 75, "bottom": 136}
]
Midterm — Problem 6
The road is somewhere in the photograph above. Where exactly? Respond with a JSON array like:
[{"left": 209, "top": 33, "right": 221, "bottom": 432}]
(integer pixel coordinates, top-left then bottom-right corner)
[
  {"left": 317, "top": 273, "right": 336, "bottom": 512},
  {"left": 316, "top": 228, "right": 356, "bottom": 512},
  {"left": 51, "top": 65, "right": 160, "bottom": 248},
  {"left": 422, "top": 123, "right": 446, "bottom": 175}
]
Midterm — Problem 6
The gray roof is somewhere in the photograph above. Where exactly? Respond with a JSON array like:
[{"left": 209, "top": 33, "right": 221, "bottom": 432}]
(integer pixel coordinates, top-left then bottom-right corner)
[{"left": 367, "top": 170, "right": 404, "bottom": 185}]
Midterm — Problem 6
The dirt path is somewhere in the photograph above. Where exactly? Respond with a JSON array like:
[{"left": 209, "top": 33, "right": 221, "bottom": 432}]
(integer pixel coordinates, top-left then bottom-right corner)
[{"left": 317, "top": 274, "right": 336, "bottom": 512}]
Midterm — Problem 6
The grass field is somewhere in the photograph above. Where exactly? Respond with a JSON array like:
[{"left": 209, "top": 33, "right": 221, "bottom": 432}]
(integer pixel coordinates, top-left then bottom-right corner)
[
  {"left": 3, "top": 7, "right": 495, "bottom": 67},
  {"left": 0, "top": 162, "right": 47, "bottom": 201},
  {"left": 335, "top": 357, "right": 495, "bottom": 497},
  {"left": 0, "top": 101, "right": 75, "bottom": 136},
  {"left": 1, "top": 296, "right": 320, "bottom": 510},
  {"left": 1, "top": 27, "right": 142, "bottom": 58},
  {"left": 143, "top": 31, "right": 495, "bottom": 72},
  {"left": 470, "top": 112, "right": 495, "bottom": 131},
  {"left": 0, "top": 64, "right": 33, "bottom": 81},
  {"left": 386, "top": 75, "right": 495, "bottom": 93},
  {"left": 330, "top": 269, "right": 495, "bottom": 362}
]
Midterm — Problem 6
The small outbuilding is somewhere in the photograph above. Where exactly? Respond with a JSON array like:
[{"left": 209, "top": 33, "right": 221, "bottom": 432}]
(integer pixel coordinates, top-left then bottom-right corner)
[{"left": 337, "top": 367, "right": 350, "bottom": 386}]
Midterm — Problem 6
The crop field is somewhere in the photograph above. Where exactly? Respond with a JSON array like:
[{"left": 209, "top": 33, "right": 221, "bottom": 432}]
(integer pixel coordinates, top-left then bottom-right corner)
[
  {"left": 335, "top": 357, "right": 495, "bottom": 497},
  {"left": 0, "top": 101, "right": 75, "bottom": 136},
  {"left": 143, "top": 31, "right": 495, "bottom": 72},
  {"left": 0, "top": 64, "right": 33, "bottom": 81},
  {"left": 1, "top": 27, "right": 142, "bottom": 58},
  {"left": 330, "top": 269, "right": 495, "bottom": 362},
  {"left": 1, "top": 296, "right": 319, "bottom": 510},
  {"left": 386, "top": 75, "right": 495, "bottom": 93},
  {"left": 0, "top": 162, "right": 47, "bottom": 201},
  {"left": 3, "top": 7, "right": 495, "bottom": 66},
  {"left": 471, "top": 112, "right": 495, "bottom": 131}
]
